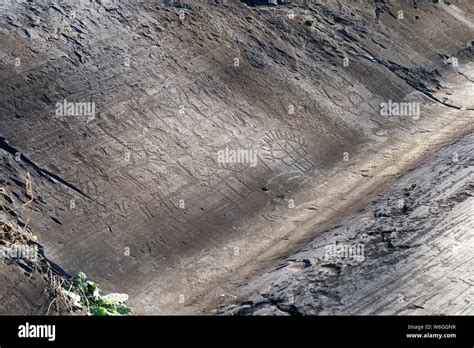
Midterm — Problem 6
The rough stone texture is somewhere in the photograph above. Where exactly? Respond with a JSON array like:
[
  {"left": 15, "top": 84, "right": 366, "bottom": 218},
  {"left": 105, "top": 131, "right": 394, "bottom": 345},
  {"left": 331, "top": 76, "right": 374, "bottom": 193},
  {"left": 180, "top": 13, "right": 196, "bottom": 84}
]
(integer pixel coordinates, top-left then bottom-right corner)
[
  {"left": 0, "top": 0, "right": 473, "bottom": 314},
  {"left": 0, "top": 260, "right": 55, "bottom": 315},
  {"left": 218, "top": 133, "right": 474, "bottom": 315}
]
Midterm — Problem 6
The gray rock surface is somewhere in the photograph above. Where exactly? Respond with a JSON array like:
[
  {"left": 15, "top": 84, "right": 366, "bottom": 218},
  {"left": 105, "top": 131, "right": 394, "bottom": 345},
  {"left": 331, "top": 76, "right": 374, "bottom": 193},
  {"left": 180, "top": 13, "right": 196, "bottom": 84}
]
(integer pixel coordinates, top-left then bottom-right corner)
[
  {"left": 0, "top": 0, "right": 473, "bottom": 314},
  {"left": 218, "top": 133, "right": 474, "bottom": 315}
]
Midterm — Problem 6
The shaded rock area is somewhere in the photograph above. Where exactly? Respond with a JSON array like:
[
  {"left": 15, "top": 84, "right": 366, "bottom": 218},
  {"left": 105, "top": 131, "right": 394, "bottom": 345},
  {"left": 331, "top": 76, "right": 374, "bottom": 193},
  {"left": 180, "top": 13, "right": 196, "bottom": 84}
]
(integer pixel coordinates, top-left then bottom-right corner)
[
  {"left": 217, "top": 133, "right": 474, "bottom": 315},
  {"left": 0, "top": 260, "right": 54, "bottom": 315},
  {"left": 0, "top": 0, "right": 473, "bottom": 314}
]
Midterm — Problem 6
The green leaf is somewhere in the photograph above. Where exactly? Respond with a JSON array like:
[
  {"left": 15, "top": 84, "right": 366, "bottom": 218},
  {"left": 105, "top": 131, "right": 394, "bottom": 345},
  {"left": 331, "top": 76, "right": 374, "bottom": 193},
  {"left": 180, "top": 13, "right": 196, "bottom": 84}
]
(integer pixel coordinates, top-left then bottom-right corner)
[
  {"left": 116, "top": 305, "right": 132, "bottom": 315},
  {"left": 73, "top": 272, "right": 88, "bottom": 289},
  {"left": 90, "top": 305, "right": 109, "bottom": 316},
  {"left": 86, "top": 281, "right": 100, "bottom": 297}
]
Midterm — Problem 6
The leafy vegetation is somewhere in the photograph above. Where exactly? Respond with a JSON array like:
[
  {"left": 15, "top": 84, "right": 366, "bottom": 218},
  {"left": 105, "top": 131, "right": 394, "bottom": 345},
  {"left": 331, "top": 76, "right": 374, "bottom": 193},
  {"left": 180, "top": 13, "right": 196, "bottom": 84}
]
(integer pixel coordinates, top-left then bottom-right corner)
[
  {"left": 1, "top": 173, "right": 132, "bottom": 315},
  {"left": 62, "top": 272, "right": 132, "bottom": 316}
]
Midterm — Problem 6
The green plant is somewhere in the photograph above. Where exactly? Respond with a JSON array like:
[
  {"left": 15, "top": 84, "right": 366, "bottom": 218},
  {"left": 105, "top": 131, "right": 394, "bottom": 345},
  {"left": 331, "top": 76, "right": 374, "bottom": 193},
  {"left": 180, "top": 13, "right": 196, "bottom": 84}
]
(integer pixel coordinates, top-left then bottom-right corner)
[
  {"left": 1, "top": 174, "right": 132, "bottom": 315},
  {"left": 62, "top": 272, "right": 132, "bottom": 316}
]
